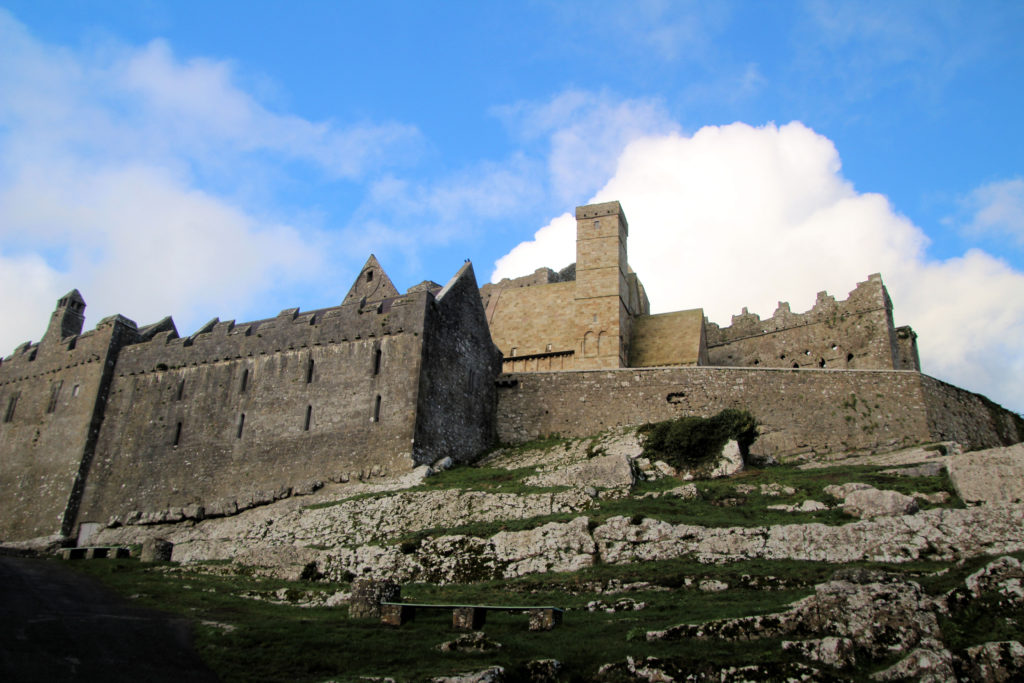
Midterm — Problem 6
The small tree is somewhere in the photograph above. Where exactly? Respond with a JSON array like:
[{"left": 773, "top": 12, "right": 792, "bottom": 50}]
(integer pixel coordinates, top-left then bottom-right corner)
[{"left": 639, "top": 409, "right": 758, "bottom": 471}]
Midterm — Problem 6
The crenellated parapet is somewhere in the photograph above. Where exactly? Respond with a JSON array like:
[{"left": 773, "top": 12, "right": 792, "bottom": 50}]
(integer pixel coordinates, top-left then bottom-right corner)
[
  {"left": 704, "top": 274, "right": 916, "bottom": 371},
  {"left": 705, "top": 274, "right": 890, "bottom": 345}
]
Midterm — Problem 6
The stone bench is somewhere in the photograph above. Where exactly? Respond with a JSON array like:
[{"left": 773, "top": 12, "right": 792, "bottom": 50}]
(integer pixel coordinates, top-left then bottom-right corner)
[
  {"left": 60, "top": 546, "right": 131, "bottom": 560},
  {"left": 379, "top": 601, "right": 564, "bottom": 631}
]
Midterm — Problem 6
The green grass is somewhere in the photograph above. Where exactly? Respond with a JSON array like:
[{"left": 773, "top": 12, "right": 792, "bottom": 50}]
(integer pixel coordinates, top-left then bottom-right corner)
[{"left": 61, "top": 548, "right": 1011, "bottom": 682}]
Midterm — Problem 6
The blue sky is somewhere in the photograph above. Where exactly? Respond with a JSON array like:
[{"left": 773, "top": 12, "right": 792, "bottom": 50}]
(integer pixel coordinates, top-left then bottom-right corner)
[{"left": 1, "top": 1, "right": 1023, "bottom": 412}]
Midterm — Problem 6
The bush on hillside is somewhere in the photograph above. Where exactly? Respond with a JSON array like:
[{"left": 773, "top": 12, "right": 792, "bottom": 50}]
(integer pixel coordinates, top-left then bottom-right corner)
[{"left": 639, "top": 409, "right": 758, "bottom": 471}]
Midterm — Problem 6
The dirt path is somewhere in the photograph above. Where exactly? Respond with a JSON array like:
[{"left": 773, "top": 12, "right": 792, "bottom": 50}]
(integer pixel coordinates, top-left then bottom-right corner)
[{"left": 0, "top": 553, "right": 218, "bottom": 682}]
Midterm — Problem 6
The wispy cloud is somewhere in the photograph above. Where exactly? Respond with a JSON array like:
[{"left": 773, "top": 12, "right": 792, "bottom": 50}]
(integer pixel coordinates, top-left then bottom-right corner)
[
  {"left": 954, "top": 178, "right": 1024, "bottom": 246},
  {"left": 0, "top": 10, "right": 421, "bottom": 348}
]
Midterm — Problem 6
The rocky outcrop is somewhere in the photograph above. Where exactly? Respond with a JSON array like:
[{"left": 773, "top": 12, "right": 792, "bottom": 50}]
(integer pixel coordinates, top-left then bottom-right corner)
[
  {"left": 948, "top": 443, "right": 1024, "bottom": 505},
  {"left": 638, "top": 557, "right": 1024, "bottom": 680},
  {"left": 524, "top": 453, "right": 635, "bottom": 490}
]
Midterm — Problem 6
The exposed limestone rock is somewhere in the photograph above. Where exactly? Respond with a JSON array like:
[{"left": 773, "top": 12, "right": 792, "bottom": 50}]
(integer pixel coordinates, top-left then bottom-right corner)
[
  {"left": 431, "top": 666, "right": 505, "bottom": 683},
  {"left": 842, "top": 488, "right": 919, "bottom": 519},
  {"left": 707, "top": 440, "right": 744, "bottom": 479},
  {"left": 767, "top": 500, "right": 829, "bottom": 513},
  {"left": 524, "top": 453, "right": 636, "bottom": 490},
  {"left": 961, "top": 555, "right": 1024, "bottom": 603},
  {"left": 648, "top": 576, "right": 942, "bottom": 661},
  {"left": 869, "top": 639, "right": 956, "bottom": 682},
  {"left": 638, "top": 484, "right": 698, "bottom": 500},
  {"left": 948, "top": 442, "right": 1024, "bottom": 505},
  {"left": 963, "top": 641, "right": 1024, "bottom": 682},
  {"left": 781, "top": 637, "right": 856, "bottom": 669},
  {"left": 437, "top": 632, "right": 501, "bottom": 653},
  {"left": 823, "top": 482, "right": 874, "bottom": 500}
]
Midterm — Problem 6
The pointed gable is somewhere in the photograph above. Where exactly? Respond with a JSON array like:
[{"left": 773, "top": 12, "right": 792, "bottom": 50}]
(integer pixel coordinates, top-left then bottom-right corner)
[{"left": 342, "top": 255, "right": 401, "bottom": 307}]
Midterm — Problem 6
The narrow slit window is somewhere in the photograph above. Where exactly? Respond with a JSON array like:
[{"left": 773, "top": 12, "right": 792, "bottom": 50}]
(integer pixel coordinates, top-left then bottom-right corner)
[
  {"left": 240, "top": 368, "right": 249, "bottom": 393},
  {"left": 306, "top": 358, "right": 314, "bottom": 384},
  {"left": 173, "top": 422, "right": 182, "bottom": 446},
  {"left": 304, "top": 405, "right": 312, "bottom": 431},
  {"left": 373, "top": 395, "right": 381, "bottom": 423},
  {"left": 366, "top": 270, "right": 374, "bottom": 282},
  {"left": 71, "top": 384, "right": 80, "bottom": 397},
  {"left": 4, "top": 392, "right": 19, "bottom": 423},
  {"left": 176, "top": 379, "right": 185, "bottom": 401},
  {"left": 373, "top": 348, "right": 382, "bottom": 375},
  {"left": 237, "top": 413, "right": 245, "bottom": 439},
  {"left": 46, "top": 380, "right": 63, "bottom": 414}
]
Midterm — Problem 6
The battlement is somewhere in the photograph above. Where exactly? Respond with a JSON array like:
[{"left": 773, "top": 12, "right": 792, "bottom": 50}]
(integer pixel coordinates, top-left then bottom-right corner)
[
  {"left": 705, "top": 274, "right": 891, "bottom": 345},
  {"left": 703, "top": 274, "right": 916, "bottom": 371}
]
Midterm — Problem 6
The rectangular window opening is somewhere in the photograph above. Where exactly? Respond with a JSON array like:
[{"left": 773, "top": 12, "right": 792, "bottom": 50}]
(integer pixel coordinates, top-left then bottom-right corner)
[
  {"left": 306, "top": 358, "right": 314, "bottom": 384},
  {"left": 176, "top": 380, "right": 185, "bottom": 401},
  {"left": 173, "top": 422, "right": 182, "bottom": 446},
  {"left": 46, "top": 380, "right": 63, "bottom": 414},
  {"left": 304, "top": 405, "right": 312, "bottom": 431},
  {"left": 4, "top": 392, "right": 19, "bottom": 423},
  {"left": 240, "top": 368, "right": 249, "bottom": 393},
  {"left": 237, "top": 413, "right": 245, "bottom": 439},
  {"left": 373, "top": 395, "right": 381, "bottom": 423},
  {"left": 373, "top": 348, "right": 382, "bottom": 375}
]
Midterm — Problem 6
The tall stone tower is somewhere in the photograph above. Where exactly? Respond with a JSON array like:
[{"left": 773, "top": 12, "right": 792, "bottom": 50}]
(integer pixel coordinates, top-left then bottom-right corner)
[
  {"left": 573, "top": 201, "right": 631, "bottom": 369},
  {"left": 42, "top": 289, "right": 86, "bottom": 344}
]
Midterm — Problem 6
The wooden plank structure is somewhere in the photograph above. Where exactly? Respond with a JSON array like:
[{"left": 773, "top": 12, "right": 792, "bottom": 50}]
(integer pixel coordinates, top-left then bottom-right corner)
[{"left": 379, "top": 601, "right": 564, "bottom": 631}]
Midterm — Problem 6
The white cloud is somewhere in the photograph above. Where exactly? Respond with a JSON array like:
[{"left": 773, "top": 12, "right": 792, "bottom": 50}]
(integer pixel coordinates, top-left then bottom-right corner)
[
  {"left": 957, "top": 177, "right": 1024, "bottom": 245},
  {"left": 0, "top": 10, "right": 419, "bottom": 351},
  {"left": 493, "top": 91, "right": 679, "bottom": 203},
  {"left": 492, "top": 121, "right": 1024, "bottom": 412}
]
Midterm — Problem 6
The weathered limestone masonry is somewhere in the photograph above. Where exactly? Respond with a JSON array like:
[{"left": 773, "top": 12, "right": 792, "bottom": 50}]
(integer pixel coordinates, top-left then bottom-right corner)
[
  {"left": 495, "top": 367, "right": 1022, "bottom": 459},
  {"left": 0, "top": 259, "right": 501, "bottom": 544},
  {"left": 480, "top": 201, "right": 656, "bottom": 373},
  {"left": 0, "top": 291, "right": 140, "bottom": 541},
  {"left": 705, "top": 273, "right": 920, "bottom": 371}
]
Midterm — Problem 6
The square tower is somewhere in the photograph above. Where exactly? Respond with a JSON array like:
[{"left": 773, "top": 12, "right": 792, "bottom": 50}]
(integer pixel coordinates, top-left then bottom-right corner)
[{"left": 574, "top": 201, "right": 631, "bottom": 369}]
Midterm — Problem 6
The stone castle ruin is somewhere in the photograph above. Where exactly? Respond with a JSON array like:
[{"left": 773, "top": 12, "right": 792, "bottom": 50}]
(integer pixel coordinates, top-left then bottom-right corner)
[{"left": 1, "top": 201, "right": 1021, "bottom": 546}]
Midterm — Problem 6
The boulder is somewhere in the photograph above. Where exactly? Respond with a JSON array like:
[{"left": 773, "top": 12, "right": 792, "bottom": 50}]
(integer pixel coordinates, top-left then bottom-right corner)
[
  {"left": 525, "top": 453, "right": 635, "bottom": 490},
  {"left": 948, "top": 443, "right": 1024, "bottom": 505},
  {"left": 842, "top": 488, "right": 919, "bottom": 519},
  {"left": 707, "top": 440, "right": 744, "bottom": 479},
  {"left": 964, "top": 641, "right": 1024, "bottom": 682},
  {"left": 870, "top": 639, "right": 955, "bottom": 682}
]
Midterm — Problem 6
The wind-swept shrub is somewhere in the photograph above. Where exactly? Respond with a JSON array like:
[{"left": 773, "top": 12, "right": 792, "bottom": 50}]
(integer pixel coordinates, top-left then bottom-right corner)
[{"left": 639, "top": 409, "right": 758, "bottom": 470}]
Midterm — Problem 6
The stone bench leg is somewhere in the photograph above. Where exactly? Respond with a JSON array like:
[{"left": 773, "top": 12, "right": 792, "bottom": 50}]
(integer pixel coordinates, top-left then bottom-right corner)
[
  {"left": 380, "top": 604, "right": 415, "bottom": 627},
  {"left": 529, "top": 608, "right": 562, "bottom": 631},
  {"left": 452, "top": 607, "right": 486, "bottom": 631}
]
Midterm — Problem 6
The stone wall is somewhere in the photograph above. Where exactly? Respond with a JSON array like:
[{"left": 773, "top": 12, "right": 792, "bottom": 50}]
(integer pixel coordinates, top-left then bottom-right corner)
[
  {"left": 414, "top": 263, "right": 504, "bottom": 466},
  {"left": 705, "top": 274, "right": 917, "bottom": 371},
  {"left": 496, "top": 366, "right": 1020, "bottom": 459},
  {"left": 0, "top": 312, "right": 136, "bottom": 540},
  {"left": 75, "top": 296, "right": 431, "bottom": 528}
]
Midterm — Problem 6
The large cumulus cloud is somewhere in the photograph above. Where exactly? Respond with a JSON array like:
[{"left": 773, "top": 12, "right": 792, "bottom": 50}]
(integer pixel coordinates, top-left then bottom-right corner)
[{"left": 493, "top": 121, "right": 1024, "bottom": 412}]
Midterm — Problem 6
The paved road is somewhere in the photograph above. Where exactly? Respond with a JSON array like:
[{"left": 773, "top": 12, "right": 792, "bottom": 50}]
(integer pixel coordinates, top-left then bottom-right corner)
[{"left": 0, "top": 553, "right": 219, "bottom": 682}]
